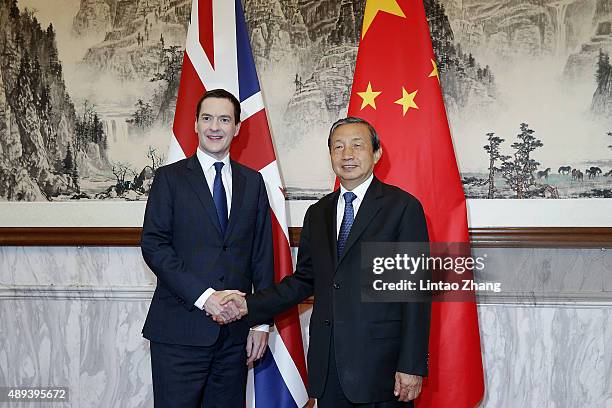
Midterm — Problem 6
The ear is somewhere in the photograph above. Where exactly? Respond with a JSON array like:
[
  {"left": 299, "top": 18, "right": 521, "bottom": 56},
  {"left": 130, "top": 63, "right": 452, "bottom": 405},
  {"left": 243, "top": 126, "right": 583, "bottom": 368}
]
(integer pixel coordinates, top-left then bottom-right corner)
[
  {"left": 234, "top": 122, "right": 241, "bottom": 137},
  {"left": 374, "top": 146, "right": 383, "bottom": 164},
  {"left": 194, "top": 119, "right": 198, "bottom": 134}
]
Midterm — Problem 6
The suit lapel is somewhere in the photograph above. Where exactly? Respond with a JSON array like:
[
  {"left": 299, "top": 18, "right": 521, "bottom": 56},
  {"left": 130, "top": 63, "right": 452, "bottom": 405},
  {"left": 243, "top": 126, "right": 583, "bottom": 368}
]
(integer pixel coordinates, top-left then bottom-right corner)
[
  {"left": 323, "top": 190, "right": 340, "bottom": 268},
  {"left": 225, "top": 160, "right": 246, "bottom": 239},
  {"left": 337, "top": 177, "right": 383, "bottom": 267},
  {"left": 184, "top": 155, "right": 223, "bottom": 237}
]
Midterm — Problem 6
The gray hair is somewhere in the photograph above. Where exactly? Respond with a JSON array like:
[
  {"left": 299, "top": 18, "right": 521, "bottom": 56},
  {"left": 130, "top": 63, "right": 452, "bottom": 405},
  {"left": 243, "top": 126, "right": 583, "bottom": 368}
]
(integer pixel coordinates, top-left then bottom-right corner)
[{"left": 327, "top": 117, "right": 381, "bottom": 152}]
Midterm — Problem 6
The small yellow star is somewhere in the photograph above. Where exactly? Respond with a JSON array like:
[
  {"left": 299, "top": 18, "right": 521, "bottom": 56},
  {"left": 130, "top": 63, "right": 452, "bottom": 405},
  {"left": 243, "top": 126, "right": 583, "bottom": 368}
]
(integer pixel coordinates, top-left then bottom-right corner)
[
  {"left": 362, "top": 0, "right": 406, "bottom": 39},
  {"left": 357, "top": 82, "right": 382, "bottom": 110},
  {"left": 394, "top": 87, "right": 419, "bottom": 115},
  {"left": 429, "top": 59, "right": 439, "bottom": 82}
]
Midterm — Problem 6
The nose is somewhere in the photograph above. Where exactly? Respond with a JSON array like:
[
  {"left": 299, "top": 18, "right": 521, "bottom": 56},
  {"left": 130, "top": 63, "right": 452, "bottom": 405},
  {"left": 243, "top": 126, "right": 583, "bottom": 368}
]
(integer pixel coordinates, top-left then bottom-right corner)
[{"left": 342, "top": 146, "right": 354, "bottom": 160}]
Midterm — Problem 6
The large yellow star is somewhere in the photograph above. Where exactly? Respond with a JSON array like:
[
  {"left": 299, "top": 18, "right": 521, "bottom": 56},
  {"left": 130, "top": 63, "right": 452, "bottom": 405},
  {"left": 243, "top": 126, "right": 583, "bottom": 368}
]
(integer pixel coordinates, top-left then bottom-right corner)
[
  {"left": 429, "top": 59, "right": 439, "bottom": 82},
  {"left": 394, "top": 87, "right": 419, "bottom": 115},
  {"left": 357, "top": 82, "right": 382, "bottom": 110},
  {"left": 362, "top": 0, "right": 406, "bottom": 39}
]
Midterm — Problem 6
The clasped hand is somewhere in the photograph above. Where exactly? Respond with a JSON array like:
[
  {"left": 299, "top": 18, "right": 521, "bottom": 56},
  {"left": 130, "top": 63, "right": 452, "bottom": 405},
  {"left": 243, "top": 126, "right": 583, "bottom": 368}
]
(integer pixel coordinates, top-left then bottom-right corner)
[{"left": 203, "top": 290, "right": 248, "bottom": 323}]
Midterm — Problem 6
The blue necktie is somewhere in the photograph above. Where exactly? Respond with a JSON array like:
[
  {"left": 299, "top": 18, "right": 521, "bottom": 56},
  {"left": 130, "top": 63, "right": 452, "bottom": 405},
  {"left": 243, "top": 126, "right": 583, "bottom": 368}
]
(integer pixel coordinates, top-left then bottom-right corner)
[
  {"left": 213, "top": 162, "right": 228, "bottom": 234},
  {"left": 337, "top": 191, "right": 357, "bottom": 258}
]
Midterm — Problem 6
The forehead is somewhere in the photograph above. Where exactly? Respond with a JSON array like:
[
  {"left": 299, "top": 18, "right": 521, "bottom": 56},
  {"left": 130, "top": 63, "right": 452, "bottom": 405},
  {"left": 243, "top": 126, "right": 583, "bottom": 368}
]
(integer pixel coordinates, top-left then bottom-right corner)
[
  {"left": 331, "top": 123, "right": 371, "bottom": 143},
  {"left": 198, "top": 97, "right": 235, "bottom": 117}
]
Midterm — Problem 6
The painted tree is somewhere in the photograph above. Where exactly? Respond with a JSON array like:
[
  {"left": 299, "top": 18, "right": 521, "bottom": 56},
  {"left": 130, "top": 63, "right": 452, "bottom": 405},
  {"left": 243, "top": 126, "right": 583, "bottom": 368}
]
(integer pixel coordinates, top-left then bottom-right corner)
[
  {"left": 75, "top": 100, "right": 106, "bottom": 151},
  {"left": 131, "top": 99, "right": 154, "bottom": 129},
  {"left": 483, "top": 132, "right": 508, "bottom": 199},
  {"left": 63, "top": 145, "right": 74, "bottom": 173},
  {"left": 596, "top": 49, "right": 610, "bottom": 87},
  {"left": 111, "top": 162, "right": 136, "bottom": 195},
  {"left": 71, "top": 162, "right": 80, "bottom": 193},
  {"left": 150, "top": 45, "right": 183, "bottom": 124},
  {"left": 151, "top": 45, "right": 182, "bottom": 87},
  {"left": 9, "top": 0, "right": 19, "bottom": 19},
  {"left": 146, "top": 146, "right": 165, "bottom": 172},
  {"left": 62, "top": 145, "right": 80, "bottom": 192},
  {"left": 500, "top": 123, "right": 543, "bottom": 198},
  {"left": 92, "top": 112, "right": 104, "bottom": 144},
  {"left": 424, "top": 0, "right": 455, "bottom": 73},
  {"left": 45, "top": 23, "right": 61, "bottom": 77}
]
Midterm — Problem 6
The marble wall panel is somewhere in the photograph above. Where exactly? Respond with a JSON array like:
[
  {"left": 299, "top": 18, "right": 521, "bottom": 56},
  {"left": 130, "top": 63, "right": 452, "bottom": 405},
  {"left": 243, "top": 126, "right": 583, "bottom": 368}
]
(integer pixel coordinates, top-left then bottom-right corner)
[
  {"left": 0, "top": 247, "right": 154, "bottom": 287},
  {"left": 478, "top": 305, "right": 607, "bottom": 408},
  {"left": 0, "top": 298, "right": 79, "bottom": 407},
  {"left": 79, "top": 300, "right": 152, "bottom": 408}
]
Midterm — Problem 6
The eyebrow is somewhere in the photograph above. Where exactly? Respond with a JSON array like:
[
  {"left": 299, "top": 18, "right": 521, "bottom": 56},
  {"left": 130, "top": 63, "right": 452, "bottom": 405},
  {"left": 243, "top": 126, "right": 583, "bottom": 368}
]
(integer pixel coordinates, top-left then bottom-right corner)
[{"left": 200, "top": 113, "right": 232, "bottom": 119}]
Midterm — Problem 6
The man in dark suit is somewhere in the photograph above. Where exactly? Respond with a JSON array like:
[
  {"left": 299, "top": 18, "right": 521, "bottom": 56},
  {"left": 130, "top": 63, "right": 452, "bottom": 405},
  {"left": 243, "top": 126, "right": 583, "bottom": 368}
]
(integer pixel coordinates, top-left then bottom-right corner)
[
  {"left": 221, "top": 117, "right": 430, "bottom": 407},
  {"left": 140, "top": 89, "right": 273, "bottom": 407}
]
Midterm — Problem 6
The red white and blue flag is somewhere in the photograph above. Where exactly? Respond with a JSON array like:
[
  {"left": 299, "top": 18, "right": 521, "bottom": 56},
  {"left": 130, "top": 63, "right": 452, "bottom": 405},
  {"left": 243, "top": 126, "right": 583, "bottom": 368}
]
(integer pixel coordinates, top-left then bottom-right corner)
[{"left": 167, "top": 1, "right": 309, "bottom": 406}]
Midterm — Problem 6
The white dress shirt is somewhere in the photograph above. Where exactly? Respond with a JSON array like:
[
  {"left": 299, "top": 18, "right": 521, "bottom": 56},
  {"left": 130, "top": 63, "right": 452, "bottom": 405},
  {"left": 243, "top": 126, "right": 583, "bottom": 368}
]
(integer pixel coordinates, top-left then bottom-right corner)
[
  {"left": 336, "top": 173, "right": 374, "bottom": 237},
  {"left": 193, "top": 148, "right": 268, "bottom": 332}
]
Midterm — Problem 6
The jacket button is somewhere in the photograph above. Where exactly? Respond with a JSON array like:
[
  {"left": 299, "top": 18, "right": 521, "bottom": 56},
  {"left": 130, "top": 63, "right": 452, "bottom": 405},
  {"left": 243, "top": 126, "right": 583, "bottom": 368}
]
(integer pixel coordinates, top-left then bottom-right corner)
[
  {"left": 324, "top": 319, "right": 331, "bottom": 326},
  {"left": 333, "top": 283, "right": 340, "bottom": 289},
  {"left": 220, "top": 277, "right": 224, "bottom": 282},
  {"left": 222, "top": 245, "right": 228, "bottom": 251}
]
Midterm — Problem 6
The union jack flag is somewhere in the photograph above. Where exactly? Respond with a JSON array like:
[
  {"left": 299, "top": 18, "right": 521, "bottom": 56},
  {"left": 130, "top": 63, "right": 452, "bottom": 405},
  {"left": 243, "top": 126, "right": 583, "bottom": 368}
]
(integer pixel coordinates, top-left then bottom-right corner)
[{"left": 167, "top": 1, "right": 309, "bottom": 406}]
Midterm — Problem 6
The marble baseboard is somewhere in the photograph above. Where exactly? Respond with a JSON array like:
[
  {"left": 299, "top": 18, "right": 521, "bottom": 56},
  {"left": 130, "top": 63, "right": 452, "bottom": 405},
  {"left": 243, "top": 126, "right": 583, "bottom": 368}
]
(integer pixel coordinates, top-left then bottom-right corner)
[{"left": 0, "top": 285, "right": 154, "bottom": 300}]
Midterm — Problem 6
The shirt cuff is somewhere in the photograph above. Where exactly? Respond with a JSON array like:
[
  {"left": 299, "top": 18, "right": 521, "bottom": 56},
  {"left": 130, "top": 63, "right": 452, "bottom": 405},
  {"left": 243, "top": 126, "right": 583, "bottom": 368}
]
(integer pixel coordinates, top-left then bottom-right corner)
[
  {"left": 250, "top": 324, "right": 270, "bottom": 332},
  {"left": 194, "top": 288, "right": 216, "bottom": 310}
]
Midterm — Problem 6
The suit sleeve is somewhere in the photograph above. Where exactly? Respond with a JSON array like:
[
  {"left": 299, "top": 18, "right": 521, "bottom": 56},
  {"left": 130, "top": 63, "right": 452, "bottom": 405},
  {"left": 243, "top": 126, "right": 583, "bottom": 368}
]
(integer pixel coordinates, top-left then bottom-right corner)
[
  {"left": 249, "top": 174, "right": 275, "bottom": 325},
  {"left": 246, "top": 206, "right": 316, "bottom": 326},
  {"left": 397, "top": 198, "right": 431, "bottom": 376},
  {"left": 141, "top": 167, "right": 213, "bottom": 311}
]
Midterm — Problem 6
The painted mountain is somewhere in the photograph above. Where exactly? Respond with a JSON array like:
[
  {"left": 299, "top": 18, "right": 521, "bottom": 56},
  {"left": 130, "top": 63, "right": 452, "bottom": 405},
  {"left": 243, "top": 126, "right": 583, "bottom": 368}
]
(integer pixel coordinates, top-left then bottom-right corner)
[
  {"left": 443, "top": 0, "right": 612, "bottom": 198},
  {"left": 243, "top": 0, "right": 496, "bottom": 198},
  {"left": 2, "top": 0, "right": 610, "bottom": 201},
  {"left": 0, "top": 0, "right": 189, "bottom": 201}
]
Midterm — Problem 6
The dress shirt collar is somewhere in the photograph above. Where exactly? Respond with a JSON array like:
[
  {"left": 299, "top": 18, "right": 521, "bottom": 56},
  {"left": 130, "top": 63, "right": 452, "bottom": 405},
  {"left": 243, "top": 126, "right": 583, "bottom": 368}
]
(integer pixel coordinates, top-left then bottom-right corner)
[
  {"left": 196, "top": 148, "right": 231, "bottom": 173},
  {"left": 339, "top": 173, "right": 374, "bottom": 203}
]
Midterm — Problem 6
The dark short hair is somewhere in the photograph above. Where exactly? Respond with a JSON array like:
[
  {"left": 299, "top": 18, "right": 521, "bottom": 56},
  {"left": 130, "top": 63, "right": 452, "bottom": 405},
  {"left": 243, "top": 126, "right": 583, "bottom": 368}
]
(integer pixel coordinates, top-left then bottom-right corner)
[
  {"left": 195, "top": 89, "right": 241, "bottom": 124},
  {"left": 328, "top": 117, "right": 381, "bottom": 152}
]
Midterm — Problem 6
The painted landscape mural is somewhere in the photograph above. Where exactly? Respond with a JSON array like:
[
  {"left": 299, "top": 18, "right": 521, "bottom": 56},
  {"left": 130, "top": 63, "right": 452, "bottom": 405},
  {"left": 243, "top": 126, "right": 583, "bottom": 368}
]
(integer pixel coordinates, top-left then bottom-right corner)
[
  {"left": 0, "top": 0, "right": 611, "bottom": 202},
  {"left": 0, "top": 0, "right": 188, "bottom": 201}
]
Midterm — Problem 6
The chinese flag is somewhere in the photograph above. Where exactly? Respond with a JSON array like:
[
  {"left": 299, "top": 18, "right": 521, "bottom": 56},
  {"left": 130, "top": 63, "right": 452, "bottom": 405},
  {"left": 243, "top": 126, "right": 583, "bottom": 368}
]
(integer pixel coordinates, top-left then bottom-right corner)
[{"left": 347, "top": 0, "right": 485, "bottom": 406}]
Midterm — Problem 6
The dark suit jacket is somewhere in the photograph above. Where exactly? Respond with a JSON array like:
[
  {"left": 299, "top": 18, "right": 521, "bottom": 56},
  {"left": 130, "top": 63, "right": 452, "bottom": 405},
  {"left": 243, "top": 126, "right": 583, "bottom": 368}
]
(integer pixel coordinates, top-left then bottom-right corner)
[
  {"left": 141, "top": 155, "right": 274, "bottom": 346},
  {"left": 247, "top": 177, "right": 430, "bottom": 403}
]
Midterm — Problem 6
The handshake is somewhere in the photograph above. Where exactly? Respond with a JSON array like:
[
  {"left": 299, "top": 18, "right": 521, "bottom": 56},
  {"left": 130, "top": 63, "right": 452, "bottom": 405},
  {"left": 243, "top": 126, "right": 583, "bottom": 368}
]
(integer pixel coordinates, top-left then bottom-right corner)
[{"left": 203, "top": 290, "right": 249, "bottom": 324}]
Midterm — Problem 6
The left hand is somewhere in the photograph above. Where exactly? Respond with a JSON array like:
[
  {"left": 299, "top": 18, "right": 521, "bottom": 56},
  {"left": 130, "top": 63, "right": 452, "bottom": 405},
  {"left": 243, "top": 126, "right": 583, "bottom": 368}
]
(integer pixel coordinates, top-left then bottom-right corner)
[
  {"left": 246, "top": 330, "right": 268, "bottom": 365},
  {"left": 394, "top": 372, "right": 423, "bottom": 402}
]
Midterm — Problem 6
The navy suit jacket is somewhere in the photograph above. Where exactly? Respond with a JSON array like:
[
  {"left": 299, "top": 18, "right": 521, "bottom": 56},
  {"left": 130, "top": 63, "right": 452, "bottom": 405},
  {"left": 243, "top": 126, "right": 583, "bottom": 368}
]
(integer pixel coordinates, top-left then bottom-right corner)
[{"left": 141, "top": 154, "right": 274, "bottom": 346}]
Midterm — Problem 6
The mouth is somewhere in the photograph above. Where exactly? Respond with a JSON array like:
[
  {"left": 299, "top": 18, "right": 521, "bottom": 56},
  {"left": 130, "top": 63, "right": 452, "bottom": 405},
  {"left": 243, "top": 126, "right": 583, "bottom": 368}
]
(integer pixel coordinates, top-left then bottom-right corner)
[
  {"left": 206, "top": 134, "right": 224, "bottom": 141},
  {"left": 342, "top": 165, "right": 358, "bottom": 170}
]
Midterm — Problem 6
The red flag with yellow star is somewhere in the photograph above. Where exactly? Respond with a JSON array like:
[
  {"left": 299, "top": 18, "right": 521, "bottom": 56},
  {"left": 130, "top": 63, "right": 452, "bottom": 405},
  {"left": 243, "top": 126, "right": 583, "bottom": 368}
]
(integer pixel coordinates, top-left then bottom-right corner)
[{"left": 348, "top": 0, "right": 484, "bottom": 406}]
